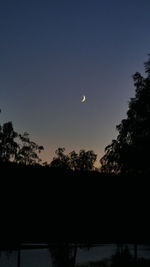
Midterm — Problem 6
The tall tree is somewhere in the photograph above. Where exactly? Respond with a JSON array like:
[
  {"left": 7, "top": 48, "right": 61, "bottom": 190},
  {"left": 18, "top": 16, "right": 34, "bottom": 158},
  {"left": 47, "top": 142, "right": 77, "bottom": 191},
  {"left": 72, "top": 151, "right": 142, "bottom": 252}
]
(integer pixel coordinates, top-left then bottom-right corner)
[
  {"left": 100, "top": 55, "right": 150, "bottom": 174},
  {"left": 0, "top": 117, "right": 44, "bottom": 165},
  {"left": 0, "top": 122, "right": 18, "bottom": 162}
]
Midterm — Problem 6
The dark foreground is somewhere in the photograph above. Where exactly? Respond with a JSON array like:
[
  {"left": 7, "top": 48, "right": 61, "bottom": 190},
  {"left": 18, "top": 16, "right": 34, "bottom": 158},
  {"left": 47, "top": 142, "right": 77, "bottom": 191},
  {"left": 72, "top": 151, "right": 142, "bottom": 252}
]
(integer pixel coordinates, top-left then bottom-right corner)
[{"left": 0, "top": 162, "right": 150, "bottom": 247}]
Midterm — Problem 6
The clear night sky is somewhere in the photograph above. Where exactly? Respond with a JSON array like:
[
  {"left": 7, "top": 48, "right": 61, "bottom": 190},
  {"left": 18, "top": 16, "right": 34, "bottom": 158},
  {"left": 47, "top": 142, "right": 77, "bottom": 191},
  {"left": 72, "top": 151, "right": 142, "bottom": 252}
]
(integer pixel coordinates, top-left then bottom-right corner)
[{"left": 0, "top": 0, "right": 150, "bottom": 165}]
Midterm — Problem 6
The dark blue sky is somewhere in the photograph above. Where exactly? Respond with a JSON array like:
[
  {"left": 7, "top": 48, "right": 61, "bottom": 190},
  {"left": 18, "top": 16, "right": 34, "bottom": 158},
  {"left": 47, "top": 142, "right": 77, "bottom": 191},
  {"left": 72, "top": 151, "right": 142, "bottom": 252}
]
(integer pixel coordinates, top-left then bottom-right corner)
[{"left": 0, "top": 0, "right": 150, "bottom": 164}]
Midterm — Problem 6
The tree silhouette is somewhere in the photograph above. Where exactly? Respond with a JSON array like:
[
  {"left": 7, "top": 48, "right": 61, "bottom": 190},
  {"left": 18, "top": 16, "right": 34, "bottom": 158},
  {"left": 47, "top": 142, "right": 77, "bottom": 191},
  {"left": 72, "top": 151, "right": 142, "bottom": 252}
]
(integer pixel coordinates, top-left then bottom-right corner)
[
  {"left": 0, "top": 121, "right": 18, "bottom": 162},
  {"left": 50, "top": 148, "right": 97, "bottom": 171},
  {"left": 100, "top": 55, "right": 150, "bottom": 174},
  {"left": 70, "top": 149, "right": 97, "bottom": 171},
  {"left": 50, "top": 147, "right": 70, "bottom": 169},
  {"left": 0, "top": 117, "right": 44, "bottom": 165},
  {"left": 16, "top": 132, "right": 44, "bottom": 165}
]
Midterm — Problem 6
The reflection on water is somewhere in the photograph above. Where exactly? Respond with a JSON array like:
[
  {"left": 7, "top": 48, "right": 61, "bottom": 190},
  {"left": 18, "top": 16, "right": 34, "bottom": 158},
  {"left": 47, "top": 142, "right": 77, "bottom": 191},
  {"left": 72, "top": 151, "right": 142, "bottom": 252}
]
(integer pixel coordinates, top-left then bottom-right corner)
[
  {"left": 76, "top": 244, "right": 150, "bottom": 263},
  {"left": 0, "top": 244, "right": 150, "bottom": 267},
  {"left": 76, "top": 244, "right": 116, "bottom": 263}
]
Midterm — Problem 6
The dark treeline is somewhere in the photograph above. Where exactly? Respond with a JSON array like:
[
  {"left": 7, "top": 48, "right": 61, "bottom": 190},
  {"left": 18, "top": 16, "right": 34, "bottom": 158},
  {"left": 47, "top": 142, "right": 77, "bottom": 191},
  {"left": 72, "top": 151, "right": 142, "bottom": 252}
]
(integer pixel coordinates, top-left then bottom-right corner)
[{"left": 1, "top": 160, "right": 149, "bottom": 178}]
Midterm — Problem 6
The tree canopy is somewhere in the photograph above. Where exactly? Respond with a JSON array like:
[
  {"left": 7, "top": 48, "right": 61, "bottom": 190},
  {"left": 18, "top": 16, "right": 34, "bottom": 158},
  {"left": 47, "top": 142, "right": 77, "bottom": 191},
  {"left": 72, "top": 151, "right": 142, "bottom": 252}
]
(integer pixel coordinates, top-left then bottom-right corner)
[
  {"left": 100, "top": 55, "right": 150, "bottom": 174},
  {"left": 50, "top": 147, "right": 97, "bottom": 171},
  {"left": 0, "top": 121, "right": 18, "bottom": 162},
  {"left": 0, "top": 118, "right": 44, "bottom": 165}
]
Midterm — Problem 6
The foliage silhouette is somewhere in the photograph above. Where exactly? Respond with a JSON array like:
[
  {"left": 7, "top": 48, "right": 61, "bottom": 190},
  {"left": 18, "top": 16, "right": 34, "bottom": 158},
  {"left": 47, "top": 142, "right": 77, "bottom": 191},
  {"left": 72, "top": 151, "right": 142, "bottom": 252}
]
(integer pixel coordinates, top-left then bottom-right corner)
[
  {"left": 50, "top": 147, "right": 70, "bottom": 169},
  {"left": 70, "top": 149, "right": 97, "bottom": 171},
  {"left": 0, "top": 121, "right": 18, "bottom": 162},
  {"left": 0, "top": 119, "right": 43, "bottom": 165},
  {"left": 16, "top": 132, "right": 44, "bottom": 165},
  {"left": 100, "top": 55, "right": 150, "bottom": 174},
  {"left": 50, "top": 147, "right": 97, "bottom": 171}
]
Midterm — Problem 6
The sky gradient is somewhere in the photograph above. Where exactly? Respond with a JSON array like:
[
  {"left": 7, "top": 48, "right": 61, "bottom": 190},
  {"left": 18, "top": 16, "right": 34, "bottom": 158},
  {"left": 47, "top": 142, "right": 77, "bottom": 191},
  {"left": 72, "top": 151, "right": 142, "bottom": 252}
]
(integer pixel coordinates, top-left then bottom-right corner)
[{"left": 0, "top": 0, "right": 150, "bottom": 165}]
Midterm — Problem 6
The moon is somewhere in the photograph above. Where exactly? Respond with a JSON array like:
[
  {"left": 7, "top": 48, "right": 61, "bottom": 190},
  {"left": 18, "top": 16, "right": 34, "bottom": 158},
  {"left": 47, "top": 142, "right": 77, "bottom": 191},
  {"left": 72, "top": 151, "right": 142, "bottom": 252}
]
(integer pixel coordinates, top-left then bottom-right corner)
[{"left": 81, "top": 95, "right": 86, "bottom": 102}]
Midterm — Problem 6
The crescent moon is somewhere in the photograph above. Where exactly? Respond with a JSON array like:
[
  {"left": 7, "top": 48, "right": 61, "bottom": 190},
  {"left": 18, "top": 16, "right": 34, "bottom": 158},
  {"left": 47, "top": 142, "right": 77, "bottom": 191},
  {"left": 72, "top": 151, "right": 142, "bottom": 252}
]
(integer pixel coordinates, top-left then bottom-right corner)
[{"left": 81, "top": 95, "right": 86, "bottom": 102}]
